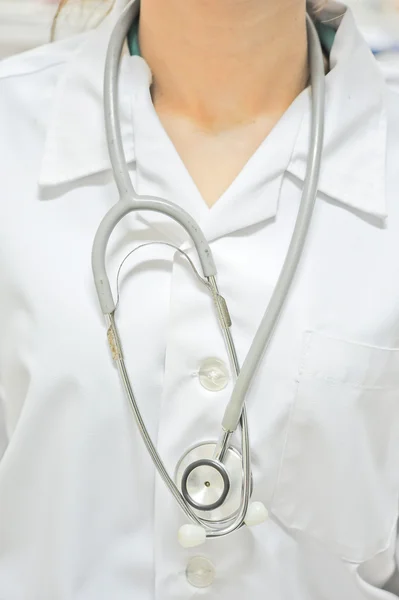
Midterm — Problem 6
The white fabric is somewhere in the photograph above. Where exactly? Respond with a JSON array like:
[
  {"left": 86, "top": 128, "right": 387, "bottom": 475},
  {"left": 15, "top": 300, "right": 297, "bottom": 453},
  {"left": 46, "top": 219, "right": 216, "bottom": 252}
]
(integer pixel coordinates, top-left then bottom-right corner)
[
  {"left": 375, "top": 51, "right": 399, "bottom": 95},
  {"left": 1, "top": 1, "right": 399, "bottom": 598}
]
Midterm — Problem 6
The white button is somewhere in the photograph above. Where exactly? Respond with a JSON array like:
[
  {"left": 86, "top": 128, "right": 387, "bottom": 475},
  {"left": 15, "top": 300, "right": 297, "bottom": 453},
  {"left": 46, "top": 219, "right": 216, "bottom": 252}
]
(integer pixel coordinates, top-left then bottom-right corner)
[
  {"left": 198, "top": 358, "right": 229, "bottom": 391},
  {"left": 186, "top": 556, "right": 215, "bottom": 588}
]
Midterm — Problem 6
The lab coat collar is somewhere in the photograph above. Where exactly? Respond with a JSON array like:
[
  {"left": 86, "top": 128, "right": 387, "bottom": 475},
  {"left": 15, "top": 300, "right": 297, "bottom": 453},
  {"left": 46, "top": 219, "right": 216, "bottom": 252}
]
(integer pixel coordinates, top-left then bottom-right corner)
[
  {"left": 38, "top": 0, "right": 138, "bottom": 186},
  {"left": 131, "top": 81, "right": 306, "bottom": 243},
  {"left": 287, "top": 7, "right": 387, "bottom": 220},
  {"left": 38, "top": 1, "right": 388, "bottom": 224}
]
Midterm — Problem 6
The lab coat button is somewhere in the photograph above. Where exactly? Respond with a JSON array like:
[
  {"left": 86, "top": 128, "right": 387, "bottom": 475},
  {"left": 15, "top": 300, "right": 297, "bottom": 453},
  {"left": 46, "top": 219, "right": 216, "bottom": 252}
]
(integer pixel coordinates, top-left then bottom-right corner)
[
  {"left": 186, "top": 556, "right": 215, "bottom": 588},
  {"left": 198, "top": 358, "right": 229, "bottom": 391}
]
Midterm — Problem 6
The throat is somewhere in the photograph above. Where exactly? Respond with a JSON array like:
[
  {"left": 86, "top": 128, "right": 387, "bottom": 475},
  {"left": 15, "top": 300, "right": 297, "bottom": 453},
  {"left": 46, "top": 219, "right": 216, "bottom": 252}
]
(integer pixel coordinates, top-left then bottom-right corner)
[
  {"left": 139, "top": 0, "right": 310, "bottom": 133},
  {"left": 135, "top": 0, "right": 329, "bottom": 207}
]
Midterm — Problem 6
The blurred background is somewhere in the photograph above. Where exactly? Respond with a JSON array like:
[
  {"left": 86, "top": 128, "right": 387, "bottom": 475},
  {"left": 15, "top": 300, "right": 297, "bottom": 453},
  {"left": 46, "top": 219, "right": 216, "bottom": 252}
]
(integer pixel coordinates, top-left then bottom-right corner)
[
  {"left": 0, "top": 0, "right": 113, "bottom": 58},
  {"left": 1, "top": 0, "right": 399, "bottom": 59}
]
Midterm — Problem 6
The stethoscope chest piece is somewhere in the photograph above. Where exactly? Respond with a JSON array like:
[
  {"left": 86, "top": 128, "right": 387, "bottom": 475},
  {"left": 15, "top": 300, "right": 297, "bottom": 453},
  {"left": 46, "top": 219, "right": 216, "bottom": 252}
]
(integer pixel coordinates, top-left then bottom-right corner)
[{"left": 175, "top": 442, "right": 252, "bottom": 524}]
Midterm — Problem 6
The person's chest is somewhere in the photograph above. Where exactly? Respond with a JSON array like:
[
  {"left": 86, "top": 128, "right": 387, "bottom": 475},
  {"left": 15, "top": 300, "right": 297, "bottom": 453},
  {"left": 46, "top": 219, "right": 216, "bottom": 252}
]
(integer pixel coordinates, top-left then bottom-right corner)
[{"left": 2, "top": 153, "right": 399, "bottom": 574}]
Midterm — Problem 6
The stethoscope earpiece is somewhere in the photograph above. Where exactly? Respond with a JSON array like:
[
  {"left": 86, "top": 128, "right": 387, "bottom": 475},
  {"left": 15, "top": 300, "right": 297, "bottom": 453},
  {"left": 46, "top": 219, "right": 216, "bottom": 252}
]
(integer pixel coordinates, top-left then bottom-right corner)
[{"left": 178, "top": 501, "right": 269, "bottom": 548}]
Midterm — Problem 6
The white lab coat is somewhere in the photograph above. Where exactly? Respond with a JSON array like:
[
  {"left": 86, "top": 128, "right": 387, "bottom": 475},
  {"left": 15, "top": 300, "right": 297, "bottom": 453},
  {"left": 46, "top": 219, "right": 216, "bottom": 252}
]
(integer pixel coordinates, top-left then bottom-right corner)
[
  {"left": 1, "top": 1, "right": 399, "bottom": 598},
  {"left": 376, "top": 51, "right": 399, "bottom": 95}
]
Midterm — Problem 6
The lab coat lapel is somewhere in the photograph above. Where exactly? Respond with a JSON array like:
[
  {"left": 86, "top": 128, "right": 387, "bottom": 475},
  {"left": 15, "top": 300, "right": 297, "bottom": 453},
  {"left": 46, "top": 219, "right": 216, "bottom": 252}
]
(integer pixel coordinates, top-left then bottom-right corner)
[
  {"left": 201, "top": 94, "right": 308, "bottom": 243},
  {"left": 132, "top": 73, "right": 307, "bottom": 245},
  {"left": 288, "top": 9, "right": 388, "bottom": 220},
  {"left": 129, "top": 80, "right": 209, "bottom": 245},
  {"left": 38, "top": 0, "right": 136, "bottom": 187},
  {"left": 132, "top": 8, "right": 388, "bottom": 246}
]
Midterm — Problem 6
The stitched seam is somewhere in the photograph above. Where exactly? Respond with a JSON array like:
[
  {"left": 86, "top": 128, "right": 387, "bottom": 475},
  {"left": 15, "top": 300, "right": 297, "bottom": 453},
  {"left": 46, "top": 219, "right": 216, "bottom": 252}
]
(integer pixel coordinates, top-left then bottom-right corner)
[
  {"left": 270, "top": 332, "right": 312, "bottom": 508},
  {"left": 0, "top": 60, "right": 65, "bottom": 83},
  {"left": 344, "top": 508, "right": 399, "bottom": 564},
  {"left": 307, "top": 330, "right": 399, "bottom": 354},
  {"left": 273, "top": 509, "right": 399, "bottom": 564},
  {"left": 0, "top": 32, "right": 88, "bottom": 82},
  {"left": 301, "top": 374, "right": 399, "bottom": 390},
  {"left": 303, "top": 330, "right": 399, "bottom": 389}
]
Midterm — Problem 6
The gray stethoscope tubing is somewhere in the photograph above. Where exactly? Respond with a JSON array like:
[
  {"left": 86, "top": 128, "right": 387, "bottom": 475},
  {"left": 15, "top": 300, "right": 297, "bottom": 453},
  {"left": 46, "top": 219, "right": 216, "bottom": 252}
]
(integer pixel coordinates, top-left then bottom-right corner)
[{"left": 92, "top": 0, "right": 325, "bottom": 539}]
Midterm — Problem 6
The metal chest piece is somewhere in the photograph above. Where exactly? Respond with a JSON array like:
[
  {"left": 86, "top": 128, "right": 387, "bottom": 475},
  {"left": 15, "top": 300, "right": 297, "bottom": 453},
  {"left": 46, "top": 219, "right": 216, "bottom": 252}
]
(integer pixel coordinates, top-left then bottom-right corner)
[{"left": 175, "top": 441, "right": 251, "bottom": 524}]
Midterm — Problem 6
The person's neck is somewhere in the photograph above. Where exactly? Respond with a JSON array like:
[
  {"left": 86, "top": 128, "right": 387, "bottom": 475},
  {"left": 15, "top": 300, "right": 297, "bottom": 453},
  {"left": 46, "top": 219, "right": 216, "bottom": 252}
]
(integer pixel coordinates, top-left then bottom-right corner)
[{"left": 138, "top": 0, "right": 309, "bottom": 133}]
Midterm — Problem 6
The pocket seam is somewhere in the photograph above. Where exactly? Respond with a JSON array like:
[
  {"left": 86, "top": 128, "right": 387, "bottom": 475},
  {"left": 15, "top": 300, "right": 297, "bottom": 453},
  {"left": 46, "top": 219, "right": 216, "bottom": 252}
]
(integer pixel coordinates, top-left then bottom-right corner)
[
  {"left": 305, "top": 330, "right": 399, "bottom": 355},
  {"left": 270, "top": 331, "right": 312, "bottom": 508},
  {"left": 302, "top": 330, "right": 399, "bottom": 388},
  {"left": 300, "top": 373, "right": 399, "bottom": 391},
  {"left": 298, "top": 330, "right": 313, "bottom": 378}
]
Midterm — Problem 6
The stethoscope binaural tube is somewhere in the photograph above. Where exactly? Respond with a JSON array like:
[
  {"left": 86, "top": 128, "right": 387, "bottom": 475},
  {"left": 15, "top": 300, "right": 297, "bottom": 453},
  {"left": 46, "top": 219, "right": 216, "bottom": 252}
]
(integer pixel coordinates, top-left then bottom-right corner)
[
  {"left": 93, "top": 0, "right": 254, "bottom": 545},
  {"left": 92, "top": 0, "right": 325, "bottom": 546}
]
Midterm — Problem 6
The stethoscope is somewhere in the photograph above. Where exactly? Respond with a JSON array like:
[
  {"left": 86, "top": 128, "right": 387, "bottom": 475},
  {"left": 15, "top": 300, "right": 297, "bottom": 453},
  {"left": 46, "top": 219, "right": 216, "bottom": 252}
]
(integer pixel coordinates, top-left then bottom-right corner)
[{"left": 92, "top": 0, "right": 325, "bottom": 548}]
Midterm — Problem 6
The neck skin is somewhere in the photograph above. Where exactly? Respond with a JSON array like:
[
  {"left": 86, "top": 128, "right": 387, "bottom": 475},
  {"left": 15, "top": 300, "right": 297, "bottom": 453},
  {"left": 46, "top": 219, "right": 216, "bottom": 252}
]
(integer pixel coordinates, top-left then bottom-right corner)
[{"left": 138, "top": 0, "right": 309, "bottom": 132}]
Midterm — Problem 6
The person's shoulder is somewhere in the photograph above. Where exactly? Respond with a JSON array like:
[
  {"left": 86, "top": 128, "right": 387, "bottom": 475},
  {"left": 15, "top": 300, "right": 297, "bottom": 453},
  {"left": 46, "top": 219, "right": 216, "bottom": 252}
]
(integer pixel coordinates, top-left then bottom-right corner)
[
  {"left": 0, "top": 33, "right": 90, "bottom": 143},
  {"left": 0, "top": 32, "right": 91, "bottom": 202},
  {"left": 0, "top": 32, "right": 88, "bottom": 82},
  {"left": 0, "top": 32, "right": 90, "bottom": 162}
]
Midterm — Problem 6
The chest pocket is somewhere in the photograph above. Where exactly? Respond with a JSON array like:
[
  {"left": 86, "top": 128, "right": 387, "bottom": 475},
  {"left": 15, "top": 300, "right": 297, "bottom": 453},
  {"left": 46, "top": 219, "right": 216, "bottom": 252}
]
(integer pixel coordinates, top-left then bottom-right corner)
[{"left": 270, "top": 331, "right": 399, "bottom": 562}]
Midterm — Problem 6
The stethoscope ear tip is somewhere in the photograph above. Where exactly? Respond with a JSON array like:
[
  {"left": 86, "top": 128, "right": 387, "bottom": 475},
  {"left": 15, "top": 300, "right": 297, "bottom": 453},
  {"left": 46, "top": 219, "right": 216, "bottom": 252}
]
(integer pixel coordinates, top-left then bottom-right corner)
[
  {"left": 244, "top": 501, "right": 269, "bottom": 527},
  {"left": 177, "top": 502, "right": 269, "bottom": 547},
  {"left": 178, "top": 524, "right": 207, "bottom": 548}
]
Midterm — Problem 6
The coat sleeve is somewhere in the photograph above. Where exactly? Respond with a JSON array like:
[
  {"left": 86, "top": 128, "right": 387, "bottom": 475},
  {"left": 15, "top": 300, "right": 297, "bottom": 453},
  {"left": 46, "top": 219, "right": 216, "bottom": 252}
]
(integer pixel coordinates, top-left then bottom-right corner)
[
  {"left": 0, "top": 388, "right": 8, "bottom": 462},
  {"left": 383, "top": 521, "right": 399, "bottom": 595}
]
